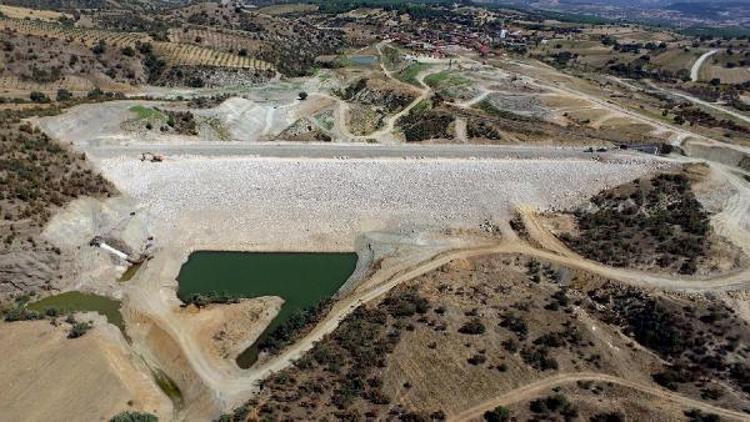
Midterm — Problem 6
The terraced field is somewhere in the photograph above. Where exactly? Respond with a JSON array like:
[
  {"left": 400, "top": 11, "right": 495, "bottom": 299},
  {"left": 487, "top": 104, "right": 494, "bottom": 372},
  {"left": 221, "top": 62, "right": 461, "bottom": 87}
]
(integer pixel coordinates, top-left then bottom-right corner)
[
  {"left": 0, "top": 18, "right": 151, "bottom": 47},
  {"left": 0, "top": 75, "right": 96, "bottom": 93},
  {"left": 0, "top": 18, "right": 273, "bottom": 71},
  {"left": 167, "top": 28, "right": 262, "bottom": 54},
  {"left": 257, "top": 3, "right": 319, "bottom": 15},
  {"left": 152, "top": 42, "right": 273, "bottom": 70}
]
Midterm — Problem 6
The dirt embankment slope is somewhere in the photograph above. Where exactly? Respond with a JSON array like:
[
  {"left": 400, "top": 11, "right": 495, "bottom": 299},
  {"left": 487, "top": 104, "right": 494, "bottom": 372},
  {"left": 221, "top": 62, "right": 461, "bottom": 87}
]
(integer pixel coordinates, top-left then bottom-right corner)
[{"left": 0, "top": 318, "right": 172, "bottom": 421}]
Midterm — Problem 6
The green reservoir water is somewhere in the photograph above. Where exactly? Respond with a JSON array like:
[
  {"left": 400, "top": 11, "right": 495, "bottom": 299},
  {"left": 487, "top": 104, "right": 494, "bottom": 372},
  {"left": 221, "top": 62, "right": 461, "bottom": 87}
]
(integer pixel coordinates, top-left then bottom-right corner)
[
  {"left": 27, "top": 291, "right": 181, "bottom": 406},
  {"left": 176, "top": 251, "right": 358, "bottom": 368},
  {"left": 27, "top": 292, "right": 124, "bottom": 332},
  {"left": 349, "top": 55, "right": 378, "bottom": 65}
]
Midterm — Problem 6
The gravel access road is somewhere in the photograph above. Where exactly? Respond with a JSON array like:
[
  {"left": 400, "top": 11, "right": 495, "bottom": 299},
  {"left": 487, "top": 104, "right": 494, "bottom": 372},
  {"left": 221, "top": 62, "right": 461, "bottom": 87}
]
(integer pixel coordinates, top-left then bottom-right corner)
[{"left": 90, "top": 142, "right": 631, "bottom": 160}]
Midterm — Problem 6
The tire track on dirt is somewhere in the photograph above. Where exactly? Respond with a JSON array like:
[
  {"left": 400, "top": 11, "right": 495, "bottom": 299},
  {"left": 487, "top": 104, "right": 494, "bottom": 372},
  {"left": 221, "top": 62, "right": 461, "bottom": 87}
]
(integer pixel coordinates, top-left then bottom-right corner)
[{"left": 449, "top": 372, "right": 750, "bottom": 421}]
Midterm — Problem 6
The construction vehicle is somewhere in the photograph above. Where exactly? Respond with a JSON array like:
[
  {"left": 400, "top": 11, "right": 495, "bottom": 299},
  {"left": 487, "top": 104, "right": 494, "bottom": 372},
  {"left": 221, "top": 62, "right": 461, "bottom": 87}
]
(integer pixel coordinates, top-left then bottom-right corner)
[{"left": 140, "top": 152, "right": 164, "bottom": 162}]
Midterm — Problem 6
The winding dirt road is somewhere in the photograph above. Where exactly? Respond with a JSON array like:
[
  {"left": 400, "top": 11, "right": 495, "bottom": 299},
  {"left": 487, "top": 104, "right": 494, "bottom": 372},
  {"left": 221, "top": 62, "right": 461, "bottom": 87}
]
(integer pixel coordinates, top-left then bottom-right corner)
[
  {"left": 450, "top": 372, "right": 750, "bottom": 421},
  {"left": 215, "top": 182, "right": 750, "bottom": 406},
  {"left": 691, "top": 49, "right": 719, "bottom": 82},
  {"left": 211, "top": 213, "right": 750, "bottom": 411},
  {"left": 63, "top": 44, "right": 750, "bottom": 419},
  {"left": 121, "top": 150, "right": 750, "bottom": 417},
  {"left": 511, "top": 63, "right": 750, "bottom": 157},
  {"left": 331, "top": 42, "right": 450, "bottom": 143},
  {"left": 643, "top": 79, "right": 750, "bottom": 126}
]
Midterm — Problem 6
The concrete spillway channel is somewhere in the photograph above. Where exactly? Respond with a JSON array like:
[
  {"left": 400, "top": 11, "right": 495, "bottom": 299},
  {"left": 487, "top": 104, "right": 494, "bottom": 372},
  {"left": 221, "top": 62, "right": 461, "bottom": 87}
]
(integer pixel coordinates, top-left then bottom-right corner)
[
  {"left": 99, "top": 242, "right": 130, "bottom": 261},
  {"left": 89, "top": 236, "right": 146, "bottom": 265}
]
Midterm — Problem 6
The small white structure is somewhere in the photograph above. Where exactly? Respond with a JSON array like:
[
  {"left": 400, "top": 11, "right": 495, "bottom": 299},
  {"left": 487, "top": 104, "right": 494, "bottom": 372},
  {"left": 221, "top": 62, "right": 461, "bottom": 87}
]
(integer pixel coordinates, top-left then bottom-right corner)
[{"left": 99, "top": 242, "right": 130, "bottom": 261}]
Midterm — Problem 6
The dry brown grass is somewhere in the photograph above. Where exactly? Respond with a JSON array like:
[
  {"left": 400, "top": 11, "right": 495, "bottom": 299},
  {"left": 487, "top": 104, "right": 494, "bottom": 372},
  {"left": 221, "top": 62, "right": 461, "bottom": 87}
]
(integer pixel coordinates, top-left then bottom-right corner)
[
  {"left": 257, "top": 3, "right": 319, "bottom": 16},
  {"left": 0, "top": 5, "right": 70, "bottom": 22},
  {"left": 378, "top": 255, "right": 659, "bottom": 417},
  {"left": 703, "top": 65, "right": 750, "bottom": 84},
  {"left": 0, "top": 320, "right": 171, "bottom": 421},
  {"left": 651, "top": 48, "right": 702, "bottom": 73},
  {"left": 505, "top": 382, "right": 696, "bottom": 421},
  {"left": 539, "top": 95, "right": 591, "bottom": 110}
]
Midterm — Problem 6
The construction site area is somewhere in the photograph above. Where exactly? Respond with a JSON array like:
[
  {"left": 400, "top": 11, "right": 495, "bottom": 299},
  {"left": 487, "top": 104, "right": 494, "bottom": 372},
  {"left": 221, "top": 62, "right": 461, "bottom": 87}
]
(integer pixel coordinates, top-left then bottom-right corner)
[{"left": 2, "top": 11, "right": 750, "bottom": 420}]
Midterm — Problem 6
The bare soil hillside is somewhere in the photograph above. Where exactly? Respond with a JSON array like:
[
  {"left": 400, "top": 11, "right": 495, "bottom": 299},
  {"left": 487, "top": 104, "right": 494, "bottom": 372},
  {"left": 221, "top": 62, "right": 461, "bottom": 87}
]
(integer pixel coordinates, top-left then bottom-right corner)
[
  {"left": 558, "top": 168, "right": 746, "bottom": 275},
  {"left": 0, "top": 319, "right": 171, "bottom": 421},
  {"left": 223, "top": 253, "right": 750, "bottom": 420},
  {"left": 0, "top": 108, "right": 113, "bottom": 300}
]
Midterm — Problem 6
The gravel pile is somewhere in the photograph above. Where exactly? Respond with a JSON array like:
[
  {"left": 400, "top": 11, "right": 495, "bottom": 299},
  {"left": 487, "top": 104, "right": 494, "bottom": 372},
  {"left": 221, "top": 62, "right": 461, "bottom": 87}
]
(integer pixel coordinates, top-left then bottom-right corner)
[
  {"left": 100, "top": 156, "right": 668, "bottom": 250},
  {"left": 486, "top": 92, "right": 549, "bottom": 120}
]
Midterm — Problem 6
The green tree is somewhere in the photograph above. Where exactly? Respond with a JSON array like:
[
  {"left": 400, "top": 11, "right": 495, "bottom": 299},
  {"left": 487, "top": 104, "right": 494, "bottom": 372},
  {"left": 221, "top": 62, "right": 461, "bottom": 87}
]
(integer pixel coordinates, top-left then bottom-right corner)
[
  {"left": 30, "top": 91, "right": 50, "bottom": 103},
  {"left": 459, "top": 317, "right": 486, "bottom": 335},
  {"left": 56, "top": 89, "right": 72, "bottom": 102},
  {"left": 483, "top": 406, "right": 511, "bottom": 422},
  {"left": 121, "top": 46, "right": 135, "bottom": 57},
  {"left": 110, "top": 411, "right": 158, "bottom": 422},
  {"left": 92, "top": 40, "right": 106, "bottom": 55},
  {"left": 68, "top": 321, "right": 92, "bottom": 338}
]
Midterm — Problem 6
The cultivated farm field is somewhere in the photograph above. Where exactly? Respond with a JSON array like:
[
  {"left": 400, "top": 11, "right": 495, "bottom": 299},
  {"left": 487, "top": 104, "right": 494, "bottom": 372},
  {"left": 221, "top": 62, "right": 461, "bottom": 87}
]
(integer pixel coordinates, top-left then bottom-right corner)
[
  {"left": 0, "top": 17, "right": 273, "bottom": 71},
  {"left": 167, "top": 27, "right": 263, "bottom": 55}
]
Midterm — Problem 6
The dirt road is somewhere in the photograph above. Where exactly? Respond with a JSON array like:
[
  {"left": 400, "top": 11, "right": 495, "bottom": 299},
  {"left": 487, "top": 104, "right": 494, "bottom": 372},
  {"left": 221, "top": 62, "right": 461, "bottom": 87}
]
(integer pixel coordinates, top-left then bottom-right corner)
[
  {"left": 450, "top": 372, "right": 750, "bottom": 421},
  {"left": 515, "top": 194, "right": 750, "bottom": 293},
  {"left": 691, "top": 49, "right": 719, "bottom": 82},
  {"left": 363, "top": 42, "right": 444, "bottom": 142},
  {"left": 321, "top": 42, "right": 446, "bottom": 143},
  {"left": 216, "top": 183, "right": 750, "bottom": 405},
  {"left": 644, "top": 80, "right": 750, "bottom": 126},
  {"left": 228, "top": 240, "right": 504, "bottom": 401},
  {"left": 86, "top": 139, "right": 615, "bottom": 160},
  {"left": 35, "top": 48, "right": 750, "bottom": 419},
  {"left": 502, "top": 60, "right": 749, "bottom": 156},
  {"left": 113, "top": 149, "right": 749, "bottom": 416},
  {"left": 214, "top": 226, "right": 750, "bottom": 408}
]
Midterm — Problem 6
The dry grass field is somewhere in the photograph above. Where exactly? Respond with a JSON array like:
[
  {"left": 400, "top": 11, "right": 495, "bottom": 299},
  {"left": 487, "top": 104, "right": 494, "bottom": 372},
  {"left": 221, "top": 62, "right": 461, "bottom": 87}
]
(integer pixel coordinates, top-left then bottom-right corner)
[
  {"left": 703, "top": 65, "right": 750, "bottom": 84},
  {"left": 581, "top": 26, "right": 678, "bottom": 42},
  {"left": 0, "top": 17, "right": 273, "bottom": 72},
  {"left": 257, "top": 3, "right": 319, "bottom": 16},
  {"left": 0, "top": 320, "right": 172, "bottom": 421},
  {"left": 651, "top": 48, "right": 703, "bottom": 73},
  {"left": 504, "top": 382, "right": 697, "bottom": 421},
  {"left": 0, "top": 4, "right": 71, "bottom": 22}
]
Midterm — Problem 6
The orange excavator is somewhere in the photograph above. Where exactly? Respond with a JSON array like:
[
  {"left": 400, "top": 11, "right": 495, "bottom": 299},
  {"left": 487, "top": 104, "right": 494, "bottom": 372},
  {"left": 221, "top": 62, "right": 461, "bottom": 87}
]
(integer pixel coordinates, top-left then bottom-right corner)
[{"left": 140, "top": 152, "right": 164, "bottom": 162}]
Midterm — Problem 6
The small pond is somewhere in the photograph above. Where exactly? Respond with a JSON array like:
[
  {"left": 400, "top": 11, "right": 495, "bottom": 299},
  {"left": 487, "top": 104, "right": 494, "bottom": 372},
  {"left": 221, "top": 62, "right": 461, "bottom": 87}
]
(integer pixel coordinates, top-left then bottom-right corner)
[
  {"left": 27, "top": 291, "right": 125, "bottom": 332},
  {"left": 349, "top": 55, "right": 378, "bottom": 65},
  {"left": 176, "top": 251, "right": 358, "bottom": 368}
]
